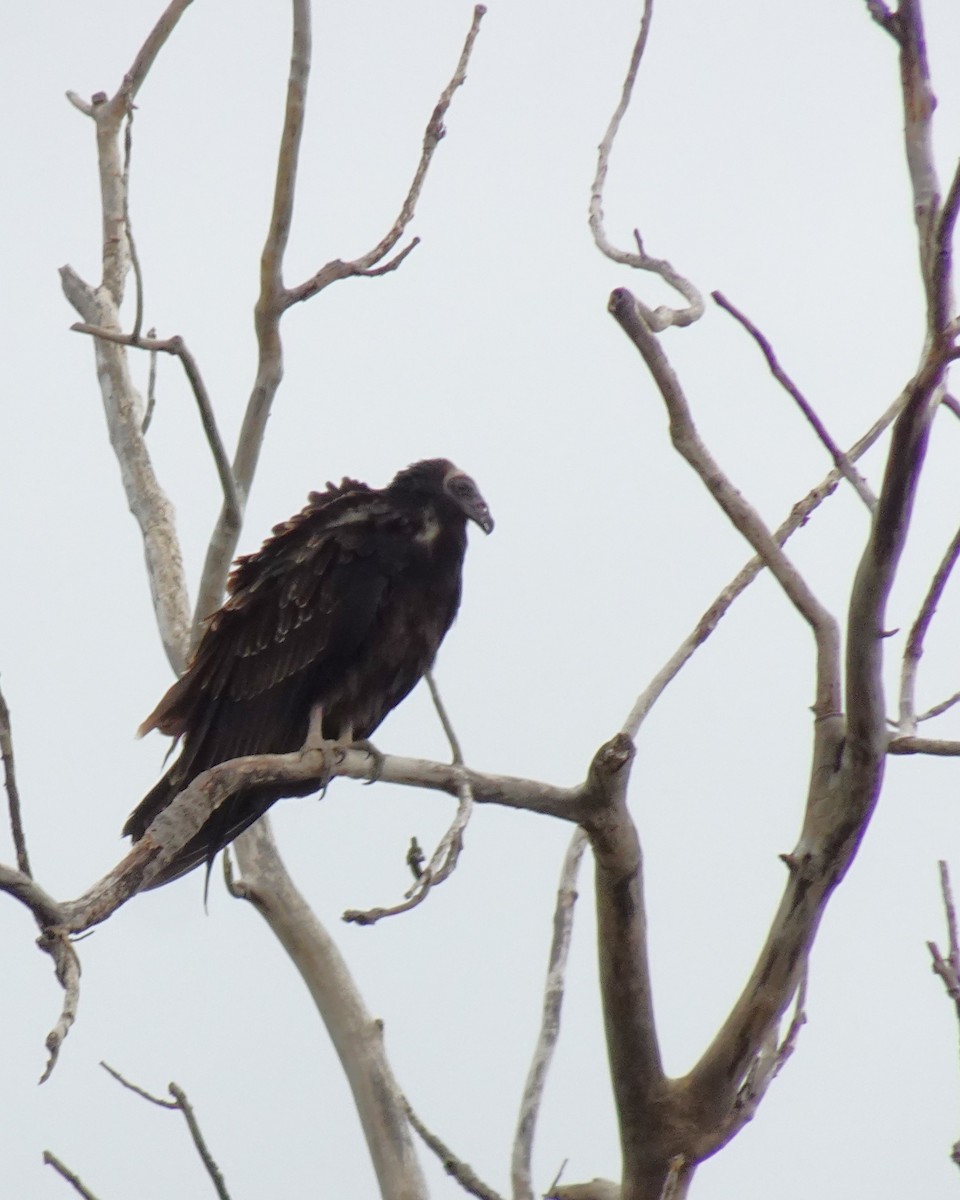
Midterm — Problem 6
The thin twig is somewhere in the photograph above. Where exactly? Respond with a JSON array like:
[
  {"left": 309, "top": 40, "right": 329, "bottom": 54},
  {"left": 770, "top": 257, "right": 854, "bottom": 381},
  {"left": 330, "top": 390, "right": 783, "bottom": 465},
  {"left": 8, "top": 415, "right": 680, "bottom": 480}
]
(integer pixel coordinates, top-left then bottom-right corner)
[
  {"left": 899, "top": 520, "right": 960, "bottom": 732},
  {"left": 284, "top": 4, "right": 487, "bottom": 306},
  {"left": 42, "top": 1151, "right": 102, "bottom": 1200},
  {"left": 101, "top": 1060, "right": 177, "bottom": 1107},
  {"left": 403, "top": 1094, "right": 504, "bottom": 1200},
  {"left": 512, "top": 829, "right": 588, "bottom": 1200},
  {"left": 71, "top": 323, "right": 240, "bottom": 535},
  {"left": 343, "top": 673, "right": 477, "bottom": 925},
  {"left": 918, "top": 689, "right": 960, "bottom": 723},
  {"left": 425, "top": 669, "right": 464, "bottom": 763},
  {"left": 588, "top": 0, "right": 703, "bottom": 328},
  {"left": 142, "top": 325, "right": 158, "bottom": 433},
  {"left": 0, "top": 678, "right": 30, "bottom": 877},
  {"left": 101, "top": 1064, "right": 231, "bottom": 1199},
  {"left": 712, "top": 291, "right": 875, "bottom": 510},
  {"left": 168, "top": 1084, "right": 232, "bottom": 1200},
  {"left": 928, "top": 861, "right": 960, "bottom": 1170},
  {"left": 122, "top": 104, "right": 145, "bottom": 342}
]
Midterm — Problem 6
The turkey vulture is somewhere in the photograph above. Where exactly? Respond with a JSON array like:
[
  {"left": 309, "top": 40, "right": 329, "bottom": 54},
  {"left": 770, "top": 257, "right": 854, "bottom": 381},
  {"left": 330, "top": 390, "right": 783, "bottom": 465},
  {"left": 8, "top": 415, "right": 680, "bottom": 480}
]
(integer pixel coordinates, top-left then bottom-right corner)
[{"left": 125, "top": 458, "right": 493, "bottom": 887}]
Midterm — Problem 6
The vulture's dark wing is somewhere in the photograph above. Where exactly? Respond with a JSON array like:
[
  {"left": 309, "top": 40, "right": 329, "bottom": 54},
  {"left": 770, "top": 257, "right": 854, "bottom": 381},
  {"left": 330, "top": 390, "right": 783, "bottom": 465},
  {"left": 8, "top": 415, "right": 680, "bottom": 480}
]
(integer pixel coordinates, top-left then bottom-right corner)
[{"left": 125, "top": 480, "right": 408, "bottom": 849}]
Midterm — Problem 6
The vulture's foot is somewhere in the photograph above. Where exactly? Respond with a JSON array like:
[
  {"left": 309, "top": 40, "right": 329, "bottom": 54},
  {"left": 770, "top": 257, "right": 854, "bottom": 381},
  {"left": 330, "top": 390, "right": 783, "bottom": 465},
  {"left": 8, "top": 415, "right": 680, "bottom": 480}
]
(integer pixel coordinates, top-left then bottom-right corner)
[{"left": 352, "top": 739, "right": 385, "bottom": 784}]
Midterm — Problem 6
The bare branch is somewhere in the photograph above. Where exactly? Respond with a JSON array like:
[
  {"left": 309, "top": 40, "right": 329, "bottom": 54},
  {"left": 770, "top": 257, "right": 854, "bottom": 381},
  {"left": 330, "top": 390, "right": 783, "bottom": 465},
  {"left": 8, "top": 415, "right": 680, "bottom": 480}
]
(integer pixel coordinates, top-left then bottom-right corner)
[
  {"left": 340, "top": 672, "right": 479, "bottom": 927},
  {"left": 712, "top": 290, "right": 875, "bottom": 509},
  {"left": 623, "top": 387, "right": 907, "bottom": 736},
  {"left": 548, "top": 1182, "right": 620, "bottom": 1200},
  {"left": 71, "top": 324, "right": 240, "bottom": 554},
  {"left": 101, "top": 1064, "right": 231, "bottom": 1198},
  {"left": 142, "top": 325, "right": 159, "bottom": 433},
  {"left": 512, "top": 829, "right": 588, "bottom": 1200},
  {"left": 61, "top": 3, "right": 195, "bottom": 675},
  {"left": 122, "top": 106, "right": 145, "bottom": 341},
  {"left": 899, "top": 519, "right": 960, "bottom": 732},
  {"left": 426, "top": 669, "right": 464, "bottom": 764},
  {"left": 576, "top": 735, "right": 670, "bottom": 1196},
  {"left": 918, "top": 690, "right": 960, "bottom": 723},
  {"left": 115, "top": 0, "right": 196, "bottom": 110},
  {"left": 37, "top": 931, "right": 81, "bottom": 1084},
  {"left": 708, "top": 969, "right": 808, "bottom": 1152},
  {"left": 864, "top": 0, "right": 899, "bottom": 38},
  {"left": 101, "top": 1061, "right": 177, "bottom": 1107},
  {"left": 609, "top": 287, "right": 842, "bottom": 723},
  {"left": 0, "top": 678, "right": 30, "bottom": 877},
  {"left": 285, "top": 6, "right": 487, "bottom": 305},
  {"left": 42, "top": 1151, "right": 102, "bottom": 1200},
  {"left": 167, "top": 1083, "right": 231, "bottom": 1200},
  {"left": 928, "top": 861, "right": 960, "bottom": 1170},
  {"left": 589, "top": 1, "right": 703, "bottom": 329},
  {"left": 888, "top": 735, "right": 960, "bottom": 756},
  {"left": 230, "top": 818, "right": 428, "bottom": 1200},
  {"left": 403, "top": 1094, "right": 504, "bottom": 1200}
]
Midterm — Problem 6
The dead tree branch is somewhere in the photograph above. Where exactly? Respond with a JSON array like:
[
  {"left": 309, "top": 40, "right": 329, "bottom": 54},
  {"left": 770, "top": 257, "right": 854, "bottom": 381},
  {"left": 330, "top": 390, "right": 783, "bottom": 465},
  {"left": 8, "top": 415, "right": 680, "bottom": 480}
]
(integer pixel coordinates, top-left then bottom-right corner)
[
  {"left": 712, "top": 291, "right": 875, "bottom": 509},
  {"left": 899, "top": 519, "right": 960, "bottom": 732},
  {"left": 42, "top": 1151, "right": 101, "bottom": 1200},
  {"left": 345, "top": 672, "right": 477, "bottom": 925},
  {"left": 512, "top": 829, "right": 588, "bottom": 1200},
  {"left": 228, "top": 819, "right": 428, "bottom": 1200},
  {"left": 59, "top": 3, "right": 195, "bottom": 674},
  {"left": 0, "top": 679, "right": 30, "bottom": 878},
  {"left": 101, "top": 1063, "right": 231, "bottom": 1200},
  {"left": 403, "top": 1094, "right": 504, "bottom": 1200},
  {"left": 927, "top": 861, "right": 960, "bottom": 1170},
  {"left": 589, "top": 0, "right": 703, "bottom": 329},
  {"left": 70, "top": 323, "right": 241, "bottom": 542}
]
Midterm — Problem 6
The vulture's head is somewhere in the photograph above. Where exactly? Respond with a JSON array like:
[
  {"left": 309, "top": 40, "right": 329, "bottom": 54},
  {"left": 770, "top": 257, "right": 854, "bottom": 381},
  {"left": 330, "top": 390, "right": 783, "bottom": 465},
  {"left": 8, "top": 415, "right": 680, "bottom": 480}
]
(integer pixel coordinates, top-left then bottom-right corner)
[{"left": 392, "top": 458, "right": 494, "bottom": 535}]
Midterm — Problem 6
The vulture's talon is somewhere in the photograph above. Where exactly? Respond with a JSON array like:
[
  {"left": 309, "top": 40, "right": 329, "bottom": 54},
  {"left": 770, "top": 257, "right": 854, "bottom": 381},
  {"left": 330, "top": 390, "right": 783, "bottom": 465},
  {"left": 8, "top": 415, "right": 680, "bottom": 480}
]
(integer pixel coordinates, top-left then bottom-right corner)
[{"left": 353, "top": 739, "right": 385, "bottom": 784}]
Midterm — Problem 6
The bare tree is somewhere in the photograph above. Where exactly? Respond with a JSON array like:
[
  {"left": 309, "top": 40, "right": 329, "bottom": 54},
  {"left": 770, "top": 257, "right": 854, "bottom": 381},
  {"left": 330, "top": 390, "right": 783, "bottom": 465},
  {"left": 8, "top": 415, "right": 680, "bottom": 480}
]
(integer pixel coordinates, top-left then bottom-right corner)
[{"left": 2, "top": 1, "right": 960, "bottom": 1198}]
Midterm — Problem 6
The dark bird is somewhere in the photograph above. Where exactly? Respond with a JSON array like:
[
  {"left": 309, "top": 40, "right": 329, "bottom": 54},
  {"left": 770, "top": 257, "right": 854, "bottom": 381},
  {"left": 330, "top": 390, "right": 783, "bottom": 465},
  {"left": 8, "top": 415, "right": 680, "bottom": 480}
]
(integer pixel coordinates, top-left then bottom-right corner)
[{"left": 125, "top": 458, "right": 493, "bottom": 887}]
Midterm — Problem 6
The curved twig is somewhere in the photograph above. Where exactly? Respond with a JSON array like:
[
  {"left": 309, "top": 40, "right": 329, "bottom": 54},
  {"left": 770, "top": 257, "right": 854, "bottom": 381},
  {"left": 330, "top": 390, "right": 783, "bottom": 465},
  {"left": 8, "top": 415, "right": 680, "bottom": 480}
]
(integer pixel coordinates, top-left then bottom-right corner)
[{"left": 589, "top": 0, "right": 703, "bottom": 328}]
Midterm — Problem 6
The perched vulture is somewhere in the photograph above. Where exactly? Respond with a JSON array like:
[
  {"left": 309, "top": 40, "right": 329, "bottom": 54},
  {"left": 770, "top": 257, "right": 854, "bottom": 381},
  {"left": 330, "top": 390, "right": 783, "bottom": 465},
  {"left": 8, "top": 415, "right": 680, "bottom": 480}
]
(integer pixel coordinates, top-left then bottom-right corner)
[{"left": 125, "top": 458, "right": 493, "bottom": 887}]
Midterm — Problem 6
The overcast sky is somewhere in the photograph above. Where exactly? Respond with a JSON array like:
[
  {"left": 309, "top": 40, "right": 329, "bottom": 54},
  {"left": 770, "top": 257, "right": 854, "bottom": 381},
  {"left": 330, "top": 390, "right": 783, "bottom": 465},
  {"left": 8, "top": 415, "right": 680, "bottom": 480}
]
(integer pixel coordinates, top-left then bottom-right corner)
[{"left": 2, "top": 1, "right": 960, "bottom": 1197}]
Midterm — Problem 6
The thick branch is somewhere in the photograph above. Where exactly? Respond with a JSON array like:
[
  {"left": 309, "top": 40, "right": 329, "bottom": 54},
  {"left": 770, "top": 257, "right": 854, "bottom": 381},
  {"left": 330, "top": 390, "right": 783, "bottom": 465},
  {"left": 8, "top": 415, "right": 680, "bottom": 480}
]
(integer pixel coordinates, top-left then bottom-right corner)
[
  {"left": 580, "top": 736, "right": 667, "bottom": 1197},
  {"left": 230, "top": 819, "right": 428, "bottom": 1200}
]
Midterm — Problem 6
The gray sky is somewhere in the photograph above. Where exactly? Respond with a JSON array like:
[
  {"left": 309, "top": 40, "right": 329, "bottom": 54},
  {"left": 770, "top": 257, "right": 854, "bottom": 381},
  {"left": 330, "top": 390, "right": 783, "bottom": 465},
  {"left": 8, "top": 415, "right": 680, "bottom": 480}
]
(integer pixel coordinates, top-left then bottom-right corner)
[{"left": 2, "top": 1, "right": 960, "bottom": 1196}]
